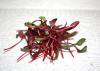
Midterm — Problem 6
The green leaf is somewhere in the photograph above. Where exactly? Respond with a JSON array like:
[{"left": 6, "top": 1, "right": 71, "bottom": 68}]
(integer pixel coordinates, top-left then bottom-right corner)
[
  {"left": 61, "top": 44, "right": 73, "bottom": 49},
  {"left": 79, "top": 46, "right": 87, "bottom": 53},
  {"left": 20, "top": 48, "right": 28, "bottom": 52},
  {"left": 24, "top": 22, "right": 32, "bottom": 26},
  {"left": 76, "top": 38, "right": 86, "bottom": 46},
  {"left": 39, "top": 16, "right": 46, "bottom": 20},
  {"left": 63, "top": 31, "right": 78, "bottom": 40},
  {"left": 16, "top": 34, "right": 18, "bottom": 38},
  {"left": 35, "top": 38, "right": 46, "bottom": 41}
]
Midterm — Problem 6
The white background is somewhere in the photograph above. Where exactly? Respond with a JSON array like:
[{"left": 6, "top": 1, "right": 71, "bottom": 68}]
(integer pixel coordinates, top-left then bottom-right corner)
[
  {"left": 0, "top": 0, "right": 100, "bottom": 71},
  {"left": 0, "top": 0, "right": 100, "bottom": 10}
]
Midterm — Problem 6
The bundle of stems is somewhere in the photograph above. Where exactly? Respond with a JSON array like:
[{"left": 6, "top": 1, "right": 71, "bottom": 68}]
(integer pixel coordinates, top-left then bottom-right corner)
[{"left": 4, "top": 16, "right": 87, "bottom": 63}]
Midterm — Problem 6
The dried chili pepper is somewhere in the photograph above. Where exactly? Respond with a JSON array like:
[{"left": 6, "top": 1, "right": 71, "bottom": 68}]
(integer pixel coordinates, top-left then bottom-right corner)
[{"left": 4, "top": 16, "right": 87, "bottom": 63}]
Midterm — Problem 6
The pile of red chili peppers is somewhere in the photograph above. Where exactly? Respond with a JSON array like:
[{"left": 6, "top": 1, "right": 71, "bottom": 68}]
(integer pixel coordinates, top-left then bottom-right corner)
[{"left": 4, "top": 16, "right": 87, "bottom": 63}]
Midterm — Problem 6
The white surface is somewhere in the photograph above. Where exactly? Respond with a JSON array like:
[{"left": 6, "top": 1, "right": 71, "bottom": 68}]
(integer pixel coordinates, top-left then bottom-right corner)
[
  {"left": 0, "top": 9, "right": 100, "bottom": 71},
  {"left": 0, "top": 0, "right": 100, "bottom": 10}
]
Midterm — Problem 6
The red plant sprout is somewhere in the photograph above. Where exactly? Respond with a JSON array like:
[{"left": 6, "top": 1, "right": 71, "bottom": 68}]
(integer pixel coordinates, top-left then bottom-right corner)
[{"left": 4, "top": 16, "right": 87, "bottom": 63}]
